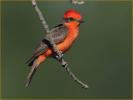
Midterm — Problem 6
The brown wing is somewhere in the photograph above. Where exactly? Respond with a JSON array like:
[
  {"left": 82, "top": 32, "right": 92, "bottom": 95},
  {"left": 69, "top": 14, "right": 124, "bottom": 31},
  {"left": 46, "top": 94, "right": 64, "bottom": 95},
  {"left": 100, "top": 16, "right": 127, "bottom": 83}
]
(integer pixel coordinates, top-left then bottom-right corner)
[
  {"left": 33, "top": 24, "right": 68, "bottom": 56},
  {"left": 26, "top": 24, "right": 68, "bottom": 66},
  {"left": 44, "top": 24, "right": 68, "bottom": 43}
]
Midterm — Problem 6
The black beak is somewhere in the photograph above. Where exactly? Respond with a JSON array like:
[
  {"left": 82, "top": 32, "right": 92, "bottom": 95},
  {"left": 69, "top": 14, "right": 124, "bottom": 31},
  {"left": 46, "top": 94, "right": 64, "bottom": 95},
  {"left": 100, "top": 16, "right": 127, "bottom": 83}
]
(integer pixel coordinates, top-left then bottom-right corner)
[{"left": 79, "top": 20, "right": 84, "bottom": 23}]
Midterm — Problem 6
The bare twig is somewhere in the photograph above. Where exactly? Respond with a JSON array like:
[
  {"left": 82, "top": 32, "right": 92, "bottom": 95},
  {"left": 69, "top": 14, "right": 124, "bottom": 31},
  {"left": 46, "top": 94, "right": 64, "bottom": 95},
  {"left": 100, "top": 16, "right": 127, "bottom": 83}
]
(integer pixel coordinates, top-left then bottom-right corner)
[
  {"left": 64, "top": 64, "right": 88, "bottom": 88},
  {"left": 72, "top": 0, "right": 85, "bottom": 4},
  {"left": 56, "top": 58, "right": 89, "bottom": 89},
  {"left": 31, "top": 0, "right": 88, "bottom": 89},
  {"left": 32, "top": 0, "right": 63, "bottom": 58}
]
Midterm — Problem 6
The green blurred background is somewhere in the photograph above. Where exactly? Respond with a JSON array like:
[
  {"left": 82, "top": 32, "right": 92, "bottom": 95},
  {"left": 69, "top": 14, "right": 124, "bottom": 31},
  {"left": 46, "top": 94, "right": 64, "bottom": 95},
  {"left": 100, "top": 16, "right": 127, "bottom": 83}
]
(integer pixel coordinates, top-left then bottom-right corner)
[{"left": 1, "top": 0, "right": 132, "bottom": 99}]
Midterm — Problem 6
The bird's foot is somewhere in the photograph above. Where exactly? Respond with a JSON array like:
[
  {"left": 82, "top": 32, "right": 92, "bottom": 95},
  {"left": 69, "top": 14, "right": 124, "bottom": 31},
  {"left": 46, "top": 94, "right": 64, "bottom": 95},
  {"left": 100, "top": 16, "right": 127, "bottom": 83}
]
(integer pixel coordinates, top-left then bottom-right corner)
[{"left": 55, "top": 51, "right": 63, "bottom": 60}]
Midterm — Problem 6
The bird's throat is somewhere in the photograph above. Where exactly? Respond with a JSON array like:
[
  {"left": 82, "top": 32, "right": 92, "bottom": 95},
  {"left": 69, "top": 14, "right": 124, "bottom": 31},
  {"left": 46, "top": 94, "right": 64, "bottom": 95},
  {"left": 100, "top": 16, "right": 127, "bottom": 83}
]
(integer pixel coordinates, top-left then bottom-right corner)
[{"left": 67, "top": 26, "right": 79, "bottom": 45}]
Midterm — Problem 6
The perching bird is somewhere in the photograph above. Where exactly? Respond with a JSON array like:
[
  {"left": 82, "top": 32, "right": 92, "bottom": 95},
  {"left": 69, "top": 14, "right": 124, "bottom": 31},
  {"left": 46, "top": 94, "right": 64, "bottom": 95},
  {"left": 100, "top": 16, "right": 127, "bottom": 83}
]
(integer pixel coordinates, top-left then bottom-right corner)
[{"left": 25, "top": 9, "right": 84, "bottom": 87}]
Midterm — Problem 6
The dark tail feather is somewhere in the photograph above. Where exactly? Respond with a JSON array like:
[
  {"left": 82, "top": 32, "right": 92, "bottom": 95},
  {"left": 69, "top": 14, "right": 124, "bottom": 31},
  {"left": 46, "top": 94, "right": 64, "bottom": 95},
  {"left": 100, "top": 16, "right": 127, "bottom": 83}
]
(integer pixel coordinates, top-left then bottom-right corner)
[
  {"left": 25, "top": 56, "right": 38, "bottom": 66},
  {"left": 25, "top": 60, "right": 38, "bottom": 88}
]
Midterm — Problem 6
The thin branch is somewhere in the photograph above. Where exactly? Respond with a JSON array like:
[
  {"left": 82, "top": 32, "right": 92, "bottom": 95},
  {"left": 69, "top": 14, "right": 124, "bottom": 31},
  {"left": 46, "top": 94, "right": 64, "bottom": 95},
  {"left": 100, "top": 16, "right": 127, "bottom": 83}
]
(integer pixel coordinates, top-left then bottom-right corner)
[
  {"left": 32, "top": 0, "right": 50, "bottom": 33},
  {"left": 64, "top": 64, "right": 88, "bottom": 88},
  {"left": 57, "top": 58, "right": 89, "bottom": 89},
  {"left": 31, "top": 0, "right": 88, "bottom": 89},
  {"left": 32, "top": 0, "right": 62, "bottom": 57},
  {"left": 72, "top": 0, "right": 85, "bottom": 4}
]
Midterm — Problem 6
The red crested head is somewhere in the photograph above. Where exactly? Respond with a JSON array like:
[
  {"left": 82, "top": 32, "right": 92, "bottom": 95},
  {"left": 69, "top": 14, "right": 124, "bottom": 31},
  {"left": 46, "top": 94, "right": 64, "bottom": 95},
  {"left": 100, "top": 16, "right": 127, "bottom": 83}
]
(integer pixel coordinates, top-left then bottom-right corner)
[{"left": 63, "top": 9, "right": 83, "bottom": 21}]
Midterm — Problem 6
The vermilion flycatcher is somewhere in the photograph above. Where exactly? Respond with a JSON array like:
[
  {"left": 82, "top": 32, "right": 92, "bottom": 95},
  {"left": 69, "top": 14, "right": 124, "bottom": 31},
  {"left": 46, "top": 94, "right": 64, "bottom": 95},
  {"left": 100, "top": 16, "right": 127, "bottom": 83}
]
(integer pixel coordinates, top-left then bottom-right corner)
[{"left": 26, "top": 9, "right": 84, "bottom": 87}]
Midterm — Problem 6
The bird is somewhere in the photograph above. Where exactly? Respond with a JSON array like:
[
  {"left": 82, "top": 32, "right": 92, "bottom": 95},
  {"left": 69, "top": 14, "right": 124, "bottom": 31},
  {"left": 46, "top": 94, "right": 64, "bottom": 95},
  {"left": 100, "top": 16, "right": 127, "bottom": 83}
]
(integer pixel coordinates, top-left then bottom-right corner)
[{"left": 25, "top": 9, "right": 84, "bottom": 87}]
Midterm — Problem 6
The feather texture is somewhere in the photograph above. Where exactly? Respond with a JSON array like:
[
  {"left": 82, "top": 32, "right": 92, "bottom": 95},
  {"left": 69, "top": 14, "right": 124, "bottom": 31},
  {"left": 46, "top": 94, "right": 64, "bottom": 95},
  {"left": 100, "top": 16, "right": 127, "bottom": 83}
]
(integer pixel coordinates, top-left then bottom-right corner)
[{"left": 26, "top": 24, "right": 68, "bottom": 66}]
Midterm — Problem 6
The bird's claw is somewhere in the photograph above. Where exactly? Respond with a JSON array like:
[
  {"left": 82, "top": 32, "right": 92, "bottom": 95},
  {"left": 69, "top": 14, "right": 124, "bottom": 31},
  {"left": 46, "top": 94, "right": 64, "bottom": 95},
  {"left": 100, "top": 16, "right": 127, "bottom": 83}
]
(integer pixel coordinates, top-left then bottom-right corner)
[{"left": 55, "top": 51, "right": 63, "bottom": 59}]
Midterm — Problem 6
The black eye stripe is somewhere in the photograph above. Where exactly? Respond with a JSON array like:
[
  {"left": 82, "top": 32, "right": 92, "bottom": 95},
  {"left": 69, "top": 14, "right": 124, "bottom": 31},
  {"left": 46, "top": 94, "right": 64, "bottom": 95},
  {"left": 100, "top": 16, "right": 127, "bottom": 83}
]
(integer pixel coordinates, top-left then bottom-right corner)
[
  {"left": 64, "top": 17, "right": 77, "bottom": 22},
  {"left": 68, "top": 17, "right": 75, "bottom": 21}
]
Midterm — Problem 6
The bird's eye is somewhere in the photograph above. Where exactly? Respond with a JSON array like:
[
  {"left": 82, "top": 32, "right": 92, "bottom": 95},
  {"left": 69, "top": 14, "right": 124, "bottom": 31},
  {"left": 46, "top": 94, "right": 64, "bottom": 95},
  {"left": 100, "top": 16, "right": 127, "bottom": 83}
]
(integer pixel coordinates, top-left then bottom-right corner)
[
  {"left": 65, "top": 17, "right": 75, "bottom": 22},
  {"left": 69, "top": 17, "right": 74, "bottom": 21}
]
